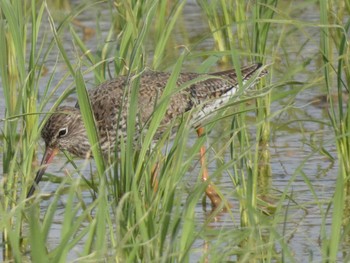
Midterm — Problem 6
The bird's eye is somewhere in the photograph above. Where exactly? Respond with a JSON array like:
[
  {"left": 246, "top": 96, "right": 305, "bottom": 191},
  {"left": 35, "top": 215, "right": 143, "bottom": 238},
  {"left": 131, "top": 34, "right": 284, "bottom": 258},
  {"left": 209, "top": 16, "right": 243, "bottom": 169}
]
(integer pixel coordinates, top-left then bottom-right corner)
[{"left": 58, "top": 127, "right": 68, "bottom": 138}]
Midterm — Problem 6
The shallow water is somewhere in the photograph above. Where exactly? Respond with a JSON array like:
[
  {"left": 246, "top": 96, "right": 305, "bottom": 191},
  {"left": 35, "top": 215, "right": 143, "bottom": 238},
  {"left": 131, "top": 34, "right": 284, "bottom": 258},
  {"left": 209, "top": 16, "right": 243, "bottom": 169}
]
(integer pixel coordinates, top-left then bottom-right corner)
[{"left": 0, "top": 0, "right": 345, "bottom": 261}]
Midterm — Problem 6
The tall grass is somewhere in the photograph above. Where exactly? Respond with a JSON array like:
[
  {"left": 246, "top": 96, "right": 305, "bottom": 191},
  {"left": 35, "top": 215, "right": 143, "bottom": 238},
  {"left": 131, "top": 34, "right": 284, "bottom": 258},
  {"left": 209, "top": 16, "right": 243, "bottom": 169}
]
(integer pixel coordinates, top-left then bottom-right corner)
[
  {"left": 3, "top": 0, "right": 350, "bottom": 262},
  {"left": 319, "top": 0, "right": 350, "bottom": 261},
  {"left": 0, "top": 0, "right": 276, "bottom": 261},
  {"left": 0, "top": 0, "right": 46, "bottom": 260},
  {"left": 196, "top": 0, "right": 277, "bottom": 260},
  {"left": 0, "top": 0, "right": 203, "bottom": 261}
]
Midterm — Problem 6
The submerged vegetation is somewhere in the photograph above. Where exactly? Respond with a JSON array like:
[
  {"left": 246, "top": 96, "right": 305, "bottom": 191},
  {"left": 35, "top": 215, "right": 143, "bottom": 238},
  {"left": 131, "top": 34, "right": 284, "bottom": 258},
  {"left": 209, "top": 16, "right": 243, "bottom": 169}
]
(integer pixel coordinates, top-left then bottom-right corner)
[{"left": 0, "top": 0, "right": 349, "bottom": 262}]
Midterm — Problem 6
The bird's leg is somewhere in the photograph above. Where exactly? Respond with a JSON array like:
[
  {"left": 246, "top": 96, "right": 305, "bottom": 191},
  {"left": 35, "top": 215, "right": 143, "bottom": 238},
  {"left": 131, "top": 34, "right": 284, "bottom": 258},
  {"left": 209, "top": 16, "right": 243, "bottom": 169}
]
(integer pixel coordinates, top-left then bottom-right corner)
[{"left": 196, "top": 127, "right": 222, "bottom": 208}]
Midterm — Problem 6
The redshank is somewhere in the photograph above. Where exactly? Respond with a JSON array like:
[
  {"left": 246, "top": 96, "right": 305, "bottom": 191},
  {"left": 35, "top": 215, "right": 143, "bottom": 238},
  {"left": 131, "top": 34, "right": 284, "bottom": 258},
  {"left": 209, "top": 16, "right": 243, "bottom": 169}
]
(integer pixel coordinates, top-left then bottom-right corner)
[{"left": 27, "top": 63, "right": 267, "bottom": 207}]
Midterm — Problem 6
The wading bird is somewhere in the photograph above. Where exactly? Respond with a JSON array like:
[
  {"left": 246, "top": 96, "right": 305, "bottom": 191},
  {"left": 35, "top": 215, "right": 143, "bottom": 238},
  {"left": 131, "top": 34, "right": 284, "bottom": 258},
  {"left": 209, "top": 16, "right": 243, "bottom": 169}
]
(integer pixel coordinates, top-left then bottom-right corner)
[{"left": 27, "top": 63, "right": 267, "bottom": 208}]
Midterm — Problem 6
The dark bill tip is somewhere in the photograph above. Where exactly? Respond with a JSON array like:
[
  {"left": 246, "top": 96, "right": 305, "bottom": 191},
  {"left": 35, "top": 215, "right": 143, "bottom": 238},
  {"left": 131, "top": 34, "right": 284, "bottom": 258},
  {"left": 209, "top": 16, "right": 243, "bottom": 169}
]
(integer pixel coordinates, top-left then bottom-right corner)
[{"left": 26, "top": 147, "right": 59, "bottom": 198}]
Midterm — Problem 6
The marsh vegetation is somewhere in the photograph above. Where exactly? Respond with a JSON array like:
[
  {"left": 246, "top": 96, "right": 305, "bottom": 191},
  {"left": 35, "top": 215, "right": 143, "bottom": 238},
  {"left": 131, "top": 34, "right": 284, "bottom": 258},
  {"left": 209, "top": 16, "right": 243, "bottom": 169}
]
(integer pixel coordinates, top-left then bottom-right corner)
[{"left": 0, "top": 0, "right": 350, "bottom": 262}]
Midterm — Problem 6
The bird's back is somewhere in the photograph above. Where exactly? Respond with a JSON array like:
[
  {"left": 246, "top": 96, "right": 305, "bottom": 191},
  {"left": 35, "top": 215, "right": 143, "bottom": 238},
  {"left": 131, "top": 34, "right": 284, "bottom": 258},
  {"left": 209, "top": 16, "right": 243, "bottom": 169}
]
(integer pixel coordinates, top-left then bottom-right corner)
[
  {"left": 87, "top": 63, "right": 266, "bottom": 120},
  {"left": 78, "top": 64, "right": 266, "bottom": 150}
]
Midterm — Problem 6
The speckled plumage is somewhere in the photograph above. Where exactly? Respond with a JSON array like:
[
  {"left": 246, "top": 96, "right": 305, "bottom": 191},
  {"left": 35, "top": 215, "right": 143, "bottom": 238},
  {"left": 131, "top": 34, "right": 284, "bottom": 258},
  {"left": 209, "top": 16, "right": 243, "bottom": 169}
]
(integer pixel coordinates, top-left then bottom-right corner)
[{"left": 27, "top": 63, "right": 267, "bottom": 198}]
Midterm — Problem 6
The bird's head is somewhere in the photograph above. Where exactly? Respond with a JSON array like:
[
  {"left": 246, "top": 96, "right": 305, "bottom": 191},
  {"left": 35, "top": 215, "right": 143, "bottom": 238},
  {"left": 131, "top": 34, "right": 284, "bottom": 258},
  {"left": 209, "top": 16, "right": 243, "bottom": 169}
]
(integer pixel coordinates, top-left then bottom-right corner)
[
  {"left": 41, "top": 106, "right": 90, "bottom": 157},
  {"left": 27, "top": 106, "right": 90, "bottom": 198}
]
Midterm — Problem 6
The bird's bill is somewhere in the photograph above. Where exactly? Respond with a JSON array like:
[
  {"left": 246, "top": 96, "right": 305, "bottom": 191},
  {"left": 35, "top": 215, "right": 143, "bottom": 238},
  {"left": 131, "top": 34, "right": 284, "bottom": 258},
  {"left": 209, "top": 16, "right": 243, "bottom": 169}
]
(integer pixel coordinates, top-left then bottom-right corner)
[{"left": 26, "top": 147, "right": 59, "bottom": 198}]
